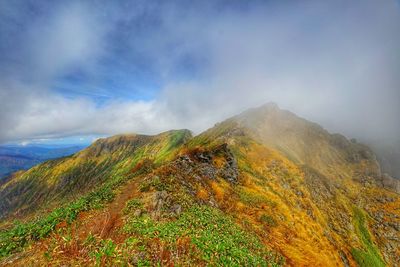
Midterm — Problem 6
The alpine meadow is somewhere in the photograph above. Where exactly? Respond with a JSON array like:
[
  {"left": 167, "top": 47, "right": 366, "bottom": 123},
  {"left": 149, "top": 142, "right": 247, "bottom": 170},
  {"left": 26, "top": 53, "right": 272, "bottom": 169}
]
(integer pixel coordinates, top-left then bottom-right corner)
[{"left": 0, "top": 1, "right": 399, "bottom": 266}]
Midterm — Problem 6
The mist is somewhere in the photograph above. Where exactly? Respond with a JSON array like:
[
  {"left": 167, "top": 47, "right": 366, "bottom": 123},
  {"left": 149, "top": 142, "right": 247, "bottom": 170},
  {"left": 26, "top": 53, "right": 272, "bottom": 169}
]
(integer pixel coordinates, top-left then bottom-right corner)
[{"left": 0, "top": 0, "right": 399, "bottom": 176}]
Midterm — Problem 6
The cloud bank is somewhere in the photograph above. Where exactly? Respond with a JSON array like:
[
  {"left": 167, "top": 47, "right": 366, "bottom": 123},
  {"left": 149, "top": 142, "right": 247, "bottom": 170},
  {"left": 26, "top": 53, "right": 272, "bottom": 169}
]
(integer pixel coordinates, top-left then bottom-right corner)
[{"left": 0, "top": 0, "right": 399, "bottom": 148}]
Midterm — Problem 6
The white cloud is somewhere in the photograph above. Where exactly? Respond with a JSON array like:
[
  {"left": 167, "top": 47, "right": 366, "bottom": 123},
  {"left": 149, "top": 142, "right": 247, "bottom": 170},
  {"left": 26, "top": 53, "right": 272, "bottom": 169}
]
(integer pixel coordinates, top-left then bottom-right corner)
[
  {"left": 28, "top": 2, "right": 104, "bottom": 81},
  {"left": 0, "top": 0, "right": 399, "bottom": 146},
  {"left": 19, "top": 141, "right": 30, "bottom": 146}
]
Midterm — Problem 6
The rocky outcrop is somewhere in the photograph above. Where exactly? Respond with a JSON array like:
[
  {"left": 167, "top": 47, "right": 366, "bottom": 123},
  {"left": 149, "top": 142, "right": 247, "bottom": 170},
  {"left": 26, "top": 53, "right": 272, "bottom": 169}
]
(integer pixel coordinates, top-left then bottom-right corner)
[
  {"left": 378, "top": 173, "right": 400, "bottom": 194},
  {"left": 182, "top": 144, "right": 239, "bottom": 184}
]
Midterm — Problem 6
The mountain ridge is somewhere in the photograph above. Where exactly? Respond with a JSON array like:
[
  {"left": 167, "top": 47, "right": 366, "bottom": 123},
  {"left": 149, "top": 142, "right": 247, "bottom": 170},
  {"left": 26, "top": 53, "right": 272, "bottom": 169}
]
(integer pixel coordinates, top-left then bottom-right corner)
[{"left": 0, "top": 104, "right": 399, "bottom": 266}]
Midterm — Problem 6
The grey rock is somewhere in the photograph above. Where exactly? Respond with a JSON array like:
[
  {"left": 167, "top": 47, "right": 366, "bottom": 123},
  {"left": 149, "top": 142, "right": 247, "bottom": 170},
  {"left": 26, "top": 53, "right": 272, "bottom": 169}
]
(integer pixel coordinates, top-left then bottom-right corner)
[
  {"left": 151, "top": 190, "right": 169, "bottom": 219},
  {"left": 171, "top": 204, "right": 182, "bottom": 216},
  {"left": 133, "top": 209, "right": 143, "bottom": 217}
]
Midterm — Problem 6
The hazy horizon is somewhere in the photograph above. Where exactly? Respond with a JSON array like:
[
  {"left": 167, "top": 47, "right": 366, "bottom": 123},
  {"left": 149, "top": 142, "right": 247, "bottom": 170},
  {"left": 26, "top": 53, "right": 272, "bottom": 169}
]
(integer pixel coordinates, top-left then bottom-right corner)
[
  {"left": 1, "top": 2, "right": 400, "bottom": 265},
  {"left": 1, "top": 0, "right": 399, "bottom": 149}
]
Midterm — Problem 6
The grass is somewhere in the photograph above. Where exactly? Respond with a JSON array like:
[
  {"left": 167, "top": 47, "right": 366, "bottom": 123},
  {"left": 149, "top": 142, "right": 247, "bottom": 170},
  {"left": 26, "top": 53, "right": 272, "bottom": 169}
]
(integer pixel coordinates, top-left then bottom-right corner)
[
  {"left": 123, "top": 198, "right": 143, "bottom": 214},
  {"left": 90, "top": 239, "right": 119, "bottom": 266},
  {"left": 238, "top": 187, "right": 277, "bottom": 208},
  {"left": 42, "top": 231, "right": 145, "bottom": 266},
  {"left": 0, "top": 162, "right": 145, "bottom": 258},
  {"left": 139, "top": 175, "right": 170, "bottom": 192},
  {"left": 350, "top": 207, "right": 385, "bottom": 267},
  {"left": 154, "top": 130, "right": 191, "bottom": 164},
  {"left": 0, "top": 131, "right": 189, "bottom": 260},
  {"left": 260, "top": 214, "right": 277, "bottom": 227},
  {"left": 0, "top": 186, "right": 115, "bottom": 258},
  {"left": 124, "top": 205, "right": 284, "bottom": 266}
]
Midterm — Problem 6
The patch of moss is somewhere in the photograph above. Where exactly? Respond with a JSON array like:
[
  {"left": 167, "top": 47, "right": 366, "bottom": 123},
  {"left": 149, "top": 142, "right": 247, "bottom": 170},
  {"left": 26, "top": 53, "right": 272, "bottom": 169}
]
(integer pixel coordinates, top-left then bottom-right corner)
[{"left": 351, "top": 207, "right": 385, "bottom": 267}]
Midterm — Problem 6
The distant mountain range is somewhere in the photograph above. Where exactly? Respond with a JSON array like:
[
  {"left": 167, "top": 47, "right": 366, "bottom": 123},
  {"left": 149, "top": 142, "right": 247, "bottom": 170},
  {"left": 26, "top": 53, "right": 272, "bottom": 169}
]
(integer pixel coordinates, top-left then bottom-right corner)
[
  {"left": 0, "top": 103, "right": 399, "bottom": 266},
  {"left": 0, "top": 145, "right": 86, "bottom": 179}
]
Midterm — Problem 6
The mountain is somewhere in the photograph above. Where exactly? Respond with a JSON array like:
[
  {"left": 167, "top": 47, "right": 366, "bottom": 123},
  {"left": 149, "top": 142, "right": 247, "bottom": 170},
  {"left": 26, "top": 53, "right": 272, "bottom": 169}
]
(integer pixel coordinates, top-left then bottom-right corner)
[
  {"left": 372, "top": 143, "right": 400, "bottom": 180},
  {"left": 0, "top": 131, "right": 191, "bottom": 219},
  {"left": 0, "top": 104, "right": 399, "bottom": 266},
  {"left": 0, "top": 145, "right": 86, "bottom": 179},
  {"left": 0, "top": 154, "right": 39, "bottom": 179}
]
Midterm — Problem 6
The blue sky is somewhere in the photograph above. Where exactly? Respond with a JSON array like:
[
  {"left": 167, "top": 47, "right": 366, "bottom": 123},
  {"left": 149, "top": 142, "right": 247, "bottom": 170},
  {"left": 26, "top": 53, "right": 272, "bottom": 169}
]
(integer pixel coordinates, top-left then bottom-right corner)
[{"left": 0, "top": 0, "right": 399, "bottom": 146}]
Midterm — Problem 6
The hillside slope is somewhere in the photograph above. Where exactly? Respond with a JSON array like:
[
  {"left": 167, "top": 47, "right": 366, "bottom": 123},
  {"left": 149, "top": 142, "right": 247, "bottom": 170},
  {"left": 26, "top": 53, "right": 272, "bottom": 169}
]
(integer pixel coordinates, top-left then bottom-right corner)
[
  {"left": 0, "top": 104, "right": 399, "bottom": 266},
  {"left": 233, "top": 103, "right": 400, "bottom": 193},
  {"left": 0, "top": 130, "right": 191, "bottom": 220}
]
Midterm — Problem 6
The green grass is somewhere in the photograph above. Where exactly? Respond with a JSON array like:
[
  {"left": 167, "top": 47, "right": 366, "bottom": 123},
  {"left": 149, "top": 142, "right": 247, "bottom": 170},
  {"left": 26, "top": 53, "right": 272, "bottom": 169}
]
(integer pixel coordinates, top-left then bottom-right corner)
[
  {"left": 238, "top": 187, "right": 277, "bottom": 208},
  {"left": 188, "top": 119, "right": 240, "bottom": 147},
  {"left": 124, "top": 205, "right": 283, "bottom": 266},
  {"left": 0, "top": 130, "right": 190, "bottom": 259},
  {"left": 260, "top": 214, "right": 277, "bottom": 227},
  {"left": 0, "top": 162, "right": 145, "bottom": 258},
  {"left": 351, "top": 207, "right": 385, "bottom": 267},
  {"left": 154, "top": 130, "right": 191, "bottom": 164},
  {"left": 123, "top": 198, "right": 143, "bottom": 214},
  {"left": 139, "top": 175, "right": 170, "bottom": 192},
  {"left": 240, "top": 164, "right": 266, "bottom": 181},
  {"left": 0, "top": 186, "right": 115, "bottom": 258},
  {"left": 0, "top": 130, "right": 193, "bottom": 261},
  {"left": 90, "top": 239, "right": 119, "bottom": 266}
]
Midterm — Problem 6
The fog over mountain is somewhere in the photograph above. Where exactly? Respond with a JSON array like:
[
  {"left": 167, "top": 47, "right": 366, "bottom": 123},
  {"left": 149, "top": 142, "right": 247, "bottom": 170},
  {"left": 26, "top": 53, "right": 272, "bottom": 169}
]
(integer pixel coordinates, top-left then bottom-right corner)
[
  {"left": 1, "top": 1, "right": 400, "bottom": 265},
  {"left": 0, "top": 1, "right": 399, "bottom": 176}
]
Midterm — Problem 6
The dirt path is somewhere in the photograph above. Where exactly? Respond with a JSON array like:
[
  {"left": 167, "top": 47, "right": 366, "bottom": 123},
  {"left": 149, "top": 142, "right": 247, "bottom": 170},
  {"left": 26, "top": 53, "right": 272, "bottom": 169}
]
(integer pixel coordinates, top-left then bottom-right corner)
[{"left": 79, "top": 178, "right": 142, "bottom": 241}]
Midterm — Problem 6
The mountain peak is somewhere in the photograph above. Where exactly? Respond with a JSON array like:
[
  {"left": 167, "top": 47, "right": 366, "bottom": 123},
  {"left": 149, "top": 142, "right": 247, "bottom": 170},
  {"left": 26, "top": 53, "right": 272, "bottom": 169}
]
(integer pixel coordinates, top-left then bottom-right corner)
[
  {"left": 237, "top": 102, "right": 282, "bottom": 119},
  {"left": 200, "top": 103, "right": 386, "bottom": 187},
  {"left": 0, "top": 106, "right": 399, "bottom": 267},
  {"left": 258, "top": 101, "right": 280, "bottom": 110}
]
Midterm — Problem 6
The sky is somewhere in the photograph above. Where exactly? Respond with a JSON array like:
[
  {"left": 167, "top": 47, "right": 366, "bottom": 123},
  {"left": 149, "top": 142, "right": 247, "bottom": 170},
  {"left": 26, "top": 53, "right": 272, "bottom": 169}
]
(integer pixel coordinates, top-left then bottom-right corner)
[{"left": 0, "top": 0, "right": 399, "bottom": 147}]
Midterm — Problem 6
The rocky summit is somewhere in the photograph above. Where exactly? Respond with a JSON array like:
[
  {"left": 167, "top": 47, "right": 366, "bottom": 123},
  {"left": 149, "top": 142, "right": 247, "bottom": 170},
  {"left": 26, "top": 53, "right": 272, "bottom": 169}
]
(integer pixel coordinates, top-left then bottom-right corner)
[{"left": 0, "top": 104, "right": 399, "bottom": 266}]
